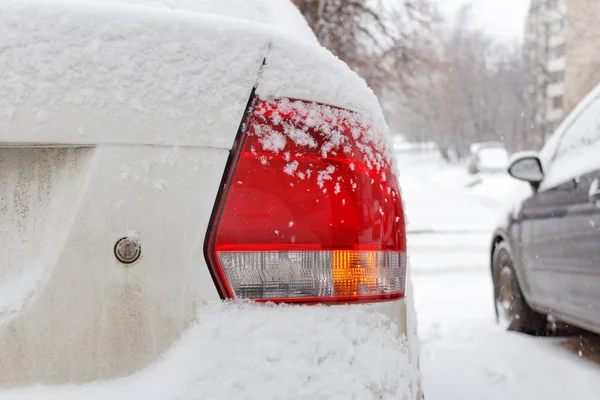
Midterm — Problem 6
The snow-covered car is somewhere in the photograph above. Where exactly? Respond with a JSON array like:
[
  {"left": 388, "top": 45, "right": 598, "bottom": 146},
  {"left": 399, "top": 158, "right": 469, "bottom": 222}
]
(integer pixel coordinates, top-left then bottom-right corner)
[
  {"left": 491, "top": 83, "right": 600, "bottom": 336},
  {"left": 0, "top": 0, "right": 420, "bottom": 398},
  {"left": 467, "top": 142, "right": 509, "bottom": 175}
]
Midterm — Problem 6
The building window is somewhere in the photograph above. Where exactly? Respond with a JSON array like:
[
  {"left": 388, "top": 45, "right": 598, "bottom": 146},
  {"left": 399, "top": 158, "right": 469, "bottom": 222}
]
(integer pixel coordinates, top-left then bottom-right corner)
[
  {"left": 551, "top": 19, "right": 564, "bottom": 34},
  {"left": 550, "top": 44, "right": 565, "bottom": 59},
  {"left": 550, "top": 70, "right": 564, "bottom": 83},
  {"left": 552, "top": 96, "right": 564, "bottom": 109}
]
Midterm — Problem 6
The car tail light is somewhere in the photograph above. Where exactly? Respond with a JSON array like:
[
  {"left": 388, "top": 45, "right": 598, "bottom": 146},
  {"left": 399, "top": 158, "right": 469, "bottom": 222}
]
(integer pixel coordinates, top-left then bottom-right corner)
[{"left": 205, "top": 97, "right": 406, "bottom": 304}]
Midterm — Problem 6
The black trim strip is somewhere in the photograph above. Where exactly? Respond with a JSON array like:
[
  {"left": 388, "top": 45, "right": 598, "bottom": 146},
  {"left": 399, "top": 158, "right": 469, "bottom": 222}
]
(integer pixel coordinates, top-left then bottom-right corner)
[{"left": 203, "top": 87, "right": 259, "bottom": 299}]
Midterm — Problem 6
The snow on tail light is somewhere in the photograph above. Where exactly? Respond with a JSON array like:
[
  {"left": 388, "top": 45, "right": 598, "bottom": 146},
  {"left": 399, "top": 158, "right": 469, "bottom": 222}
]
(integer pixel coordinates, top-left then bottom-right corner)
[{"left": 205, "top": 97, "right": 406, "bottom": 304}]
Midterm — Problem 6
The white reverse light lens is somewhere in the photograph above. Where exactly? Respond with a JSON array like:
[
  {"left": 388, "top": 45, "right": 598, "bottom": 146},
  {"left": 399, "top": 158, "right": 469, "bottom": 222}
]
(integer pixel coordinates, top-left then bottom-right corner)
[{"left": 217, "top": 251, "right": 406, "bottom": 302}]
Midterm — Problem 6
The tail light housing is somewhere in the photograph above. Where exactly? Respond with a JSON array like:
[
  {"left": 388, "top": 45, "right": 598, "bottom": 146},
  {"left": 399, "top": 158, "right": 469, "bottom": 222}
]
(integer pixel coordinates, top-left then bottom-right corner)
[{"left": 205, "top": 97, "right": 406, "bottom": 304}]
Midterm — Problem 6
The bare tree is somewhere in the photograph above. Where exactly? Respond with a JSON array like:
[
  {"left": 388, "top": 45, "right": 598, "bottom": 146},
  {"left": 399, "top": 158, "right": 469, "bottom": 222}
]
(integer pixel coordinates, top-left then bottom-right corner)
[
  {"left": 398, "top": 5, "right": 536, "bottom": 159},
  {"left": 291, "top": 0, "right": 437, "bottom": 95}
]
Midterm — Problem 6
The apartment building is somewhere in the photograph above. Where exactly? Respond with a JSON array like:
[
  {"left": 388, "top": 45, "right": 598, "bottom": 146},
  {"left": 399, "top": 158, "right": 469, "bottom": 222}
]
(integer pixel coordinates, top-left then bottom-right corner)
[
  {"left": 525, "top": 0, "right": 600, "bottom": 139},
  {"left": 564, "top": 0, "right": 600, "bottom": 113},
  {"left": 524, "top": 0, "right": 567, "bottom": 139}
]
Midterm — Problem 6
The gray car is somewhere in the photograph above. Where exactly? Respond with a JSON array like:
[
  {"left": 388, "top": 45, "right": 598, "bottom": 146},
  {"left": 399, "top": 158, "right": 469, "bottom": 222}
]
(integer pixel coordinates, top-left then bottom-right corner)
[{"left": 491, "top": 83, "right": 600, "bottom": 335}]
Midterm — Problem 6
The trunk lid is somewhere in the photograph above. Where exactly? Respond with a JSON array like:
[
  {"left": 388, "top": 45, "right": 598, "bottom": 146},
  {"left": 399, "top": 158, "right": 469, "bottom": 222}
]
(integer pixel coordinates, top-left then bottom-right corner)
[
  {"left": 0, "top": 0, "right": 394, "bottom": 389},
  {"left": 0, "top": 0, "right": 270, "bottom": 148},
  {"left": 0, "top": 0, "right": 270, "bottom": 387}
]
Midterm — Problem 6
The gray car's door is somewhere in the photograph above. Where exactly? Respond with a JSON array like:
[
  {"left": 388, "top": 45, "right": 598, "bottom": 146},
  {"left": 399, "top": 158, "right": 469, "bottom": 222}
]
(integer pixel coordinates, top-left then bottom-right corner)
[
  {"left": 556, "top": 169, "right": 600, "bottom": 325},
  {"left": 519, "top": 176, "right": 578, "bottom": 309},
  {"left": 525, "top": 91, "right": 600, "bottom": 328}
]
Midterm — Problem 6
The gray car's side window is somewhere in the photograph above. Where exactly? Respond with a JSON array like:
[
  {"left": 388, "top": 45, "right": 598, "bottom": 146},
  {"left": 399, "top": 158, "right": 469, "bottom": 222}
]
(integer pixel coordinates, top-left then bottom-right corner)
[
  {"left": 554, "top": 94, "right": 600, "bottom": 161},
  {"left": 540, "top": 94, "right": 600, "bottom": 190}
]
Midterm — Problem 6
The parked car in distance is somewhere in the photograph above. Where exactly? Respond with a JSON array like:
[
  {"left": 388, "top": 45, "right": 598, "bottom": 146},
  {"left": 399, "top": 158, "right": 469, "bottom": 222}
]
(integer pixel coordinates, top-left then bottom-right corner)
[
  {"left": 0, "top": 0, "right": 419, "bottom": 398},
  {"left": 468, "top": 141, "right": 510, "bottom": 175},
  {"left": 491, "top": 83, "right": 600, "bottom": 335}
]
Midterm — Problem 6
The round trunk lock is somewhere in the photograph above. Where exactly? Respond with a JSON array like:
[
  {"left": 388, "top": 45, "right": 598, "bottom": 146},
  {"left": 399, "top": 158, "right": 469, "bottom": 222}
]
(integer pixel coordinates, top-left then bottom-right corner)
[{"left": 114, "top": 237, "right": 141, "bottom": 264}]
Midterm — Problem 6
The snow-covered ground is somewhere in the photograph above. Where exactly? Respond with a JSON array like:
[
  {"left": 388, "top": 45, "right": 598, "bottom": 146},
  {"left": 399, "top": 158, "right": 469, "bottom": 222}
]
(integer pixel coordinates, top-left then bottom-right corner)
[
  {"left": 0, "top": 302, "right": 417, "bottom": 400},
  {"left": 398, "top": 151, "right": 600, "bottom": 400}
]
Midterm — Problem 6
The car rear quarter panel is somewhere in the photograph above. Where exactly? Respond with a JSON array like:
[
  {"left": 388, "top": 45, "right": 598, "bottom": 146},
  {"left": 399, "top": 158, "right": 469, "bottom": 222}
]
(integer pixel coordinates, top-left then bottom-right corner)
[
  {"left": 0, "top": 145, "right": 228, "bottom": 387},
  {"left": 0, "top": 0, "right": 409, "bottom": 389},
  {"left": 0, "top": 0, "right": 269, "bottom": 148}
]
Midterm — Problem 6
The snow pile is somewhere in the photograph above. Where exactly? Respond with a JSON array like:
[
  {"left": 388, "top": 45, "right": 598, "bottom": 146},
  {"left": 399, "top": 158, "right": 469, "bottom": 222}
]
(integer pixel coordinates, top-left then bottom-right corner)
[
  {"left": 0, "top": 0, "right": 388, "bottom": 154},
  {"left": 398, "top": 152, "right": 515, "bottom": 209},
  {"left": 95, "top": 0, "right": 318, "bottom": 44},
  {"left": 0, "top": 302, "right": 418, "bottom": 400},
  {"left": 414, "top": 268, "right": 600, "bottom": 400},
  {"left": 0, "top": 0, "right": 271, "bottom": 147},
  {"left": 258, "top": 37, "right": 390, "bottom": 149}
]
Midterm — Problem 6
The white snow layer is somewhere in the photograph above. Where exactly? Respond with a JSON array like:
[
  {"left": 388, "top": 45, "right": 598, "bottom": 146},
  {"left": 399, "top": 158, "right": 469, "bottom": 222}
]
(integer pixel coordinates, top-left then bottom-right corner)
[
  {"left": 259, "top": 38, "right": 390, "bottom": 142},
  {"left": 0, "top": 302, "right": 419, "bottom": 400},
  {"left": 95, "top": 0, "right": 319, "bottom": 44},
  {"left": 0, "top": 0, "right": 388, "bottom": 156},
  {"left": 0, "top": 0, "right": 268, "bottom": 147}
]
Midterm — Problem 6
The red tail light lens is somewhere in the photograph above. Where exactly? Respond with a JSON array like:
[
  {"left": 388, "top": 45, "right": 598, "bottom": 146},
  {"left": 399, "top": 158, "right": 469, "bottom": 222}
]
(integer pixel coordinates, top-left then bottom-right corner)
[{"left": 205, "top": 97, "right": 406, "bottom": 303}]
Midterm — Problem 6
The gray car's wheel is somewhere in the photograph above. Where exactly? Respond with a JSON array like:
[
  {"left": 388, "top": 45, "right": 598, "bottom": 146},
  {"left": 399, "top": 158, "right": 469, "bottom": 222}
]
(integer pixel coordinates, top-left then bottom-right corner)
[{"left": 492, "top": 243, "right": 547, "bottom": 335}]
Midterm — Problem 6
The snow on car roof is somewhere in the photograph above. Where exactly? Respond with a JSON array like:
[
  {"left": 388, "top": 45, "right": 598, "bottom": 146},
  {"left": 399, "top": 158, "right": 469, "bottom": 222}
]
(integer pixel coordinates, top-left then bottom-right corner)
[
  {"left": 95, "top": 0, "right": 318, "bottom": 44},
  {"left": 0, "top": 0, "right": 275, "bottom": 147},
  {"left": 0, "top": 0, "right": 386, "bottom": 152}
]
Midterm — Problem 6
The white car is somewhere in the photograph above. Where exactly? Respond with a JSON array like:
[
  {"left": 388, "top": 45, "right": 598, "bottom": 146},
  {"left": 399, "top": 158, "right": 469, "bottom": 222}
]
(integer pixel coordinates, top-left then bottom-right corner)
[
  {"left": 0, "top": 0, "right": 420, "bottom": 398},
  {"left": 468, "top": 142, "right": 510, "bottom": 175}
]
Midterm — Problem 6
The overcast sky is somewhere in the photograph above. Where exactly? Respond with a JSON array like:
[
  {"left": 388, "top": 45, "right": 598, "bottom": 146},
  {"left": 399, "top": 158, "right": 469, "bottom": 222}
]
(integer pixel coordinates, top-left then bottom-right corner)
[{"left": 435, "top": 0, "right": 531, "bottom": 42}]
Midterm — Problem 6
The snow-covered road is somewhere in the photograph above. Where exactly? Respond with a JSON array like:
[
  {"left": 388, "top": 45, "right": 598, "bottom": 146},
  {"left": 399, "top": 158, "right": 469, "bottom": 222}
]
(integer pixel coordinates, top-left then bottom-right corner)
[{"left": 398, "top": 151, "right": 600, "bottom": 400}]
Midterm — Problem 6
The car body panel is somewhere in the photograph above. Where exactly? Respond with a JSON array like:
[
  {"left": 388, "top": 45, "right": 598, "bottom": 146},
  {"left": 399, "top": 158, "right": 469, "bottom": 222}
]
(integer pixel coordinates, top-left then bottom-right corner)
[
  {"left": 0, "top": 145, "right": 228, "bottom": 386},
  {"left": 0, "top": 0, "right": 269, "bottom": 148},
  {"left": 492, "top": 83, "right": 600, "bottom": 334},
  {"left": 0, "top": 0, "right": 413, "bottom": 391}
]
